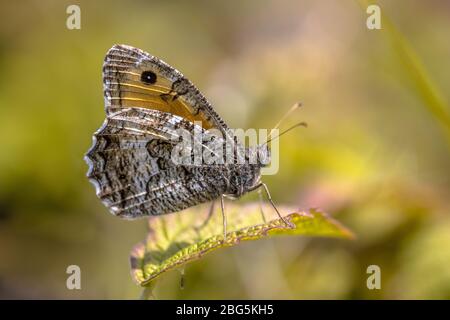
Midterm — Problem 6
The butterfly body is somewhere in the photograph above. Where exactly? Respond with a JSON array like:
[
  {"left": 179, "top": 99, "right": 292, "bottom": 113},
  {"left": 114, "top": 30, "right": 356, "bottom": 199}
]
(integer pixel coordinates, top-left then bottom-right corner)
[{"left": 85, "top": 45, "right": 269, "bottom": 219}]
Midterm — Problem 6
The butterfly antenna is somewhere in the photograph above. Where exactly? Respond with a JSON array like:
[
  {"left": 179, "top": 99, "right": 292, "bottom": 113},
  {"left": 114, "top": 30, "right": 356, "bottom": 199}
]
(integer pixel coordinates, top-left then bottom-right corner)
[
  {"left": 266, "top": 102, "right": 303, "bottom": 141},
  {"left": 264, "top": 122, "right": 307, "bottom": 145}
]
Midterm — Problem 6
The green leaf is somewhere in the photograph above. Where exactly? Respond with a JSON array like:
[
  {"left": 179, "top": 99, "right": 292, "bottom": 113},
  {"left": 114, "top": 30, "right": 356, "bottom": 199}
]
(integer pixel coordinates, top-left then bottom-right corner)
[{"left": 130, "top": 203, "right": 354, "bottom": 286}]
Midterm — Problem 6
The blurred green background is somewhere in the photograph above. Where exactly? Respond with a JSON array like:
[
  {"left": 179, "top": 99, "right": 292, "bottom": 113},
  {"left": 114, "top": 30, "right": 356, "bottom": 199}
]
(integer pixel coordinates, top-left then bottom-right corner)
[{"left": 0, "top": 0, "right": 449, "bottom": 299}]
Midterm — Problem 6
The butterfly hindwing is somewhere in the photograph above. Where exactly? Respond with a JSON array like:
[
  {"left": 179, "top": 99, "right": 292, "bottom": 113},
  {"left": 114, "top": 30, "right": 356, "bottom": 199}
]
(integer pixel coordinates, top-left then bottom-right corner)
[{"left": 85, "top": 108, "right": 229, "bottom": 219}]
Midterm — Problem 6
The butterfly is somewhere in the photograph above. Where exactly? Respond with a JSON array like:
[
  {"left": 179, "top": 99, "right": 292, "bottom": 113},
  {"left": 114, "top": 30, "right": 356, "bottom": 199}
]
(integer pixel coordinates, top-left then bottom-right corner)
[{"left": 85, "top": 44, "right": 294, "bottom": 238}]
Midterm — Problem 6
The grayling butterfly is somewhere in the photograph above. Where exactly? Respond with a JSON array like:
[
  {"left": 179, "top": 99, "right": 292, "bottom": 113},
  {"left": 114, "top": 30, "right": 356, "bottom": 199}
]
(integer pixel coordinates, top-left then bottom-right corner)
[{"left": 85, "top": 45, "right": 299, "bottom": 238}]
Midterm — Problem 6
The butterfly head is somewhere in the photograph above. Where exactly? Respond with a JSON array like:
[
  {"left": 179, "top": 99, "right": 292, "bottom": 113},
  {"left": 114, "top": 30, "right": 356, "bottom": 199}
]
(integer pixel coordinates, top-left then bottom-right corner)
[{"left": 227, "top": 145, "right": 269, "bottom": 198}]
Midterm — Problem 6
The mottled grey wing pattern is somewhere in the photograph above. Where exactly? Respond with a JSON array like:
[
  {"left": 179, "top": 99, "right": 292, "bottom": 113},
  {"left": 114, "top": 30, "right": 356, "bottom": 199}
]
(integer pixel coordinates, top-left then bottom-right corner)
[{"left": 85, "top": 108, "right": 229, "bottom": 219}]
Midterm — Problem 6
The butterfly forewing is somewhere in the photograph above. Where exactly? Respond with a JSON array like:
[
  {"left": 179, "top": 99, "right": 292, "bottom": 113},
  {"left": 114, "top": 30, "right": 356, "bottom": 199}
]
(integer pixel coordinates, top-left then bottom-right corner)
[{"left": 103, "top": 44, "right": 229, "bottom": 131}]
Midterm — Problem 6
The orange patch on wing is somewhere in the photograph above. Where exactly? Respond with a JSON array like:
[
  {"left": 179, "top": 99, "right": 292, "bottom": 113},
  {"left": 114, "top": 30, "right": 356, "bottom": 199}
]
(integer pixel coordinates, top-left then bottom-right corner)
[{"left": 111, "top": 74, "right": 215, "bottom": 129}]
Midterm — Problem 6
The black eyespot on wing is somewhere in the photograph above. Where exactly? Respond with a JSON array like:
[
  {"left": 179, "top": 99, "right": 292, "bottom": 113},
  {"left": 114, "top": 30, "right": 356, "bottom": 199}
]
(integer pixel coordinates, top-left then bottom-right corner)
[{"left": 141, "top": 70, "right": 157, "bottom": 84}]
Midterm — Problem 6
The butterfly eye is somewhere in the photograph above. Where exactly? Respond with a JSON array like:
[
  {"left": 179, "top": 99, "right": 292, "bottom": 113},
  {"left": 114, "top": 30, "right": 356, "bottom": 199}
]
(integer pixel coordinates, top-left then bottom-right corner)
[{"left": 141, "top": 70, "right": 157, "bottom": 84}]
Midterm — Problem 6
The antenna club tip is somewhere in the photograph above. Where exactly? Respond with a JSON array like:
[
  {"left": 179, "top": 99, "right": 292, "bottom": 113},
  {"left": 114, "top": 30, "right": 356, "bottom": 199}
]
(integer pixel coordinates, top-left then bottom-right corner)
[{"left": 294, "top": 101, "right": 303, "bottom": 108}]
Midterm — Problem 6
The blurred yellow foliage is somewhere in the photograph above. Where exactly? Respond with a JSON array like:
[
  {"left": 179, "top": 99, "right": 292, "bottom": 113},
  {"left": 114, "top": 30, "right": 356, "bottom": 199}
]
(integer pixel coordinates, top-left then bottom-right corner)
[{"left": 0, "top": 0, "right": 449, "bottom": 299}]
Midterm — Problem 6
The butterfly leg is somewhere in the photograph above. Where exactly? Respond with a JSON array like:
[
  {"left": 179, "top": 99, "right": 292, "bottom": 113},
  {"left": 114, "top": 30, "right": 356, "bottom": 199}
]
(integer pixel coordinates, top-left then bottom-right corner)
[
  {"left": 258, "top": 188, "right": 267, "bottom": 223},
  {"left": 221, "top": 195, "right": 227, "bottom": 241},
  {"left": 179, "top": 267, "right": 185, "bottom": 290},
  {"left": 254, "top": 183, "right": 292, "bottom": 228}
]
